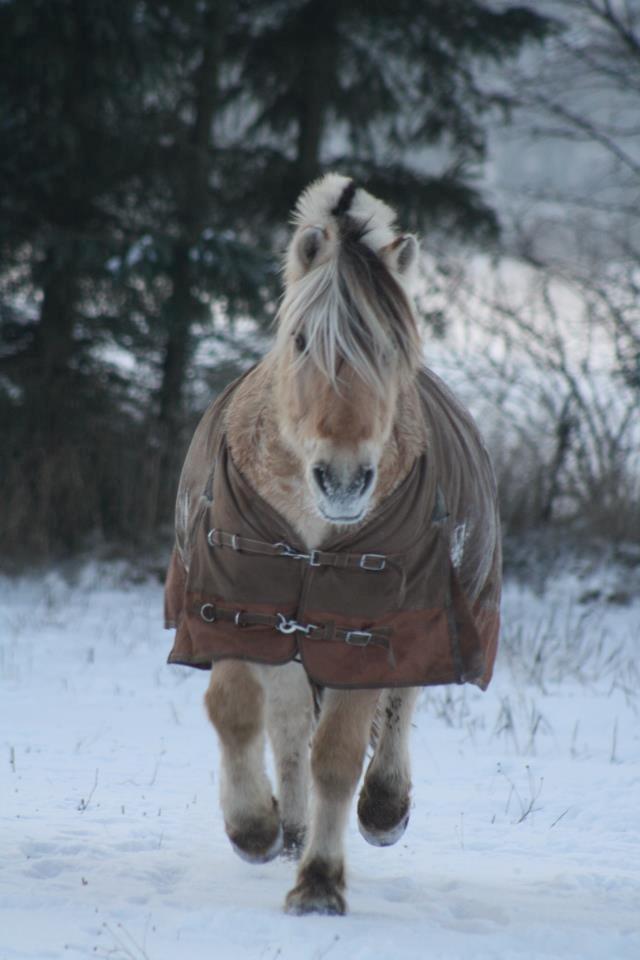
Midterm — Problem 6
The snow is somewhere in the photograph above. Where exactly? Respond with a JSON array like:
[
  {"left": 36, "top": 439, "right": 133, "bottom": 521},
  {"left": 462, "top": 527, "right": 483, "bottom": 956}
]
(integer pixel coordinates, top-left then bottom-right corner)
[{"left": 1, "top": 559, "right": 639, "bottom": 959}]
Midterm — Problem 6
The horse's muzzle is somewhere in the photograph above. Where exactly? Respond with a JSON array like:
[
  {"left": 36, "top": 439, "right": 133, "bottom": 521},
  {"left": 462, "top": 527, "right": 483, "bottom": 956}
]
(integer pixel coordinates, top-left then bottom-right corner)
[{"left": 311, "top": 461, "right": 376, "bottom": 524}]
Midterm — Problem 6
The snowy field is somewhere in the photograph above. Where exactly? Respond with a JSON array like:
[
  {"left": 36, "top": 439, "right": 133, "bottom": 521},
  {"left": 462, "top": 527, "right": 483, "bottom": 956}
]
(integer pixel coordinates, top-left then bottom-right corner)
[{"left": 1, "top": 555, "right": 639, "bottom": 960}]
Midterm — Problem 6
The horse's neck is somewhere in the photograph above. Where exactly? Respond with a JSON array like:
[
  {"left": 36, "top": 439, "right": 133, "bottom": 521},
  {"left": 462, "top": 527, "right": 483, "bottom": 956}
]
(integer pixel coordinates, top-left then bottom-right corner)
[
  {"left": 378, "top": 374, "right": 427, "bottom": 500},
  {"left": 225, "top": 361, "right": 426, "bottom": 550}
]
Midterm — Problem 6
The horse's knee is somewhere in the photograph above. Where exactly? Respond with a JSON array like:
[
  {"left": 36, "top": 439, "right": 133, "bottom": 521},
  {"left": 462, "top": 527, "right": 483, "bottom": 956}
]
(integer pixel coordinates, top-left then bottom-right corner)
[
  {"left": 311, "top": 732, "right": 364, "bottom": 801},
  {"left": 310, "top": 700, "right": 374, "bottom": 801},
  {"left": 204, "top": 662, "right": 264, "bottom": 747}
]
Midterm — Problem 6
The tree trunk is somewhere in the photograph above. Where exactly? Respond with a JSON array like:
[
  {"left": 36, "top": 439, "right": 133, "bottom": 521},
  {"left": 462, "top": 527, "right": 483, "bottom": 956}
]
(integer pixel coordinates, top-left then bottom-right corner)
[
  {"left": 155, "top": 4, "right": 227, "bottom": 523},
  {"left": 36, "top": 258, "right": 77, "bottom": 383},
  {"left": 30, "top": 247, "right": 80, "bottom": 445},
  {"left": 157, "top": 243, "right": 195, "bottom": 433},
  {"left": 293, "top": 1, "right": 338, "bottom": 196},
  {"left": 296, "top": 64, "right": 326, "bottom": 188},
  {"left": 540, "top": 396, "right": 574, "bottom": 523}
]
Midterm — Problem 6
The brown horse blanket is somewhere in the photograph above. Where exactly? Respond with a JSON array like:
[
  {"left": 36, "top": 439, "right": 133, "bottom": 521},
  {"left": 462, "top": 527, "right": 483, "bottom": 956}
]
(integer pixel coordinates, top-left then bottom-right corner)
[{"left": 164, "top": 367, "right": 501, "bottom": 689}]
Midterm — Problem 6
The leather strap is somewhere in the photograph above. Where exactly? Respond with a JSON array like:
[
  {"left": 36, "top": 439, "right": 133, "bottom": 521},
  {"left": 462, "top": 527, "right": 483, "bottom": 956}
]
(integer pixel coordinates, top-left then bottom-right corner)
[
  {"left": 207, "top": 528, "right": 388, "bottom": 571},
  {"left": 196, "top": 600, "right": 392, "bottom": 653}
]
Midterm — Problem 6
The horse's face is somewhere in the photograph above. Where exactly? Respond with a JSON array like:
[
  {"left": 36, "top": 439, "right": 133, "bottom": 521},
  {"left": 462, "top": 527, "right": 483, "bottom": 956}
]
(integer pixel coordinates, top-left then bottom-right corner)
[
  {"left": 274, "top": 343, "right": 401, "bottom": 525},
  {"left": 274, "top": 217, "right": 420, "bottom": 526}
]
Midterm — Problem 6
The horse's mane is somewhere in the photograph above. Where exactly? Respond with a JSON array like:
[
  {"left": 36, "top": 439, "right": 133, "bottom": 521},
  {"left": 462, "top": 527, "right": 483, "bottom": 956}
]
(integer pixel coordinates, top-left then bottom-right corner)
[{"left": 276, "top": 176, "right": 421, "bottom": 394}]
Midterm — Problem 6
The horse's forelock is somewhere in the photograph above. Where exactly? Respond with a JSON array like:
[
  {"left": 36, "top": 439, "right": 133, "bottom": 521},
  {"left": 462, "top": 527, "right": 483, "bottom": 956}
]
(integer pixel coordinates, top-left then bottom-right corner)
[{"left": 278, "top": 219, "right": 419, "bottom": 394}]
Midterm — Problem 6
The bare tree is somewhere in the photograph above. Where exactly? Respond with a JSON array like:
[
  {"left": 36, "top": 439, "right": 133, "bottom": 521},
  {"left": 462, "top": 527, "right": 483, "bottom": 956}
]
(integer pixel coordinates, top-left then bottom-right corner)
[
  {"left": 426, "top": 1, "right": 638, "bottom": 541},
  {"left": 421, "top": 250, "right": 640, "bottom": 540},
  {"left": 490, "top": 0, "right": 640, "bottom": 384}
]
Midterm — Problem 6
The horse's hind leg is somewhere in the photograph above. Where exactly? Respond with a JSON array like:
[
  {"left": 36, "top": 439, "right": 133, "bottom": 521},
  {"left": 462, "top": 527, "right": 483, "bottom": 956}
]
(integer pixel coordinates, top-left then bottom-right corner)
[
  {"left": 285, "top": 688, "right": 380, "bottom": 916},
  {"left": 357, "top": 687, "right": 420, "bottom": 846},
  {"left": 204, "top": 661, "right": 282, "bottom": 863},
  {"left": 263, "top": 662, "right": 314, "bottom": 857}
]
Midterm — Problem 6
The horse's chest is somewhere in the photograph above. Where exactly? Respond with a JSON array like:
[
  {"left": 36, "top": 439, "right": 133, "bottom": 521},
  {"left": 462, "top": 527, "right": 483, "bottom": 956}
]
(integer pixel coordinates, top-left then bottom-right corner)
[{"left": 165, "top": 438, "right": 500, "bottom": 691}]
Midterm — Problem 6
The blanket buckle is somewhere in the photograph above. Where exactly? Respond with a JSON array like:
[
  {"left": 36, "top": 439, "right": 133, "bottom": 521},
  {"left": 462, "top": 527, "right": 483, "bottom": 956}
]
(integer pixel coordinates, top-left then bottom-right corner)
[
  {"left": 275, "top": 613, "right": 317, "bottom": 636},
  {"left": 274, "top": 541, "right": 306, "bottom": 561},
  {"left": 200, "top": 603, "right": 217, "bottom": 623},
  {"left": 344, "top": 629, "right": 373, "bottom": 646}
]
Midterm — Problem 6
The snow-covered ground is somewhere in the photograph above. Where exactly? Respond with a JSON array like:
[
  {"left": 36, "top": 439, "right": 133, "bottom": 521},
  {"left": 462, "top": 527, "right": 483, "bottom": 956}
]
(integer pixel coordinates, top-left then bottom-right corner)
[{"left": 1, "top": 556, "right": 639, "bottom": 960}]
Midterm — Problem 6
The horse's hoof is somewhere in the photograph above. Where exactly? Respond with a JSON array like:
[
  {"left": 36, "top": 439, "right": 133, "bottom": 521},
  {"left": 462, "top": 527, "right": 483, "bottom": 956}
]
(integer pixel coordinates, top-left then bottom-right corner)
[
  {"left": 358, "top": 809, "right": 410, "bottom": 847},
  {"left": 285, "top": 886, "right": 346, "bottom": 916},
  {"left": 357, "top": 777, "right": 410, "bottom": 847},
  {"left": 284, "top": 858, "right": 346, "bottom": 916},
  {"left": 228, "top": 816, "right": 283, "bottom": 864}
]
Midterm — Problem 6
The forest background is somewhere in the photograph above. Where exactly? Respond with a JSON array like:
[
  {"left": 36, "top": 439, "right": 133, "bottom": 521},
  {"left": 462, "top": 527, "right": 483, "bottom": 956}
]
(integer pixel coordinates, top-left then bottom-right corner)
[{"left": 1, "top": 0, "right": 638, "bottom": 566}]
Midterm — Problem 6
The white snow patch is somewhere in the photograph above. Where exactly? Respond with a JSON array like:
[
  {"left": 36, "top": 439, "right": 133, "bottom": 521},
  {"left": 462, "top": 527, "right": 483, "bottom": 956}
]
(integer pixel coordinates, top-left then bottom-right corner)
[
  {"left": 450, "top": 522, "right": 468, "bottom": 569},
  {"left": 0, "top": 559, "right": 639, "bottom": 959}
]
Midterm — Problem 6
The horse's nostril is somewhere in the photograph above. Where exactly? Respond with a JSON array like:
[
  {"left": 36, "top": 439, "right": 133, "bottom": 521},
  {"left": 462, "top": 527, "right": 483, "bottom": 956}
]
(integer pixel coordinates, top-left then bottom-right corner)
[
  {"left": 313, "top": 464, "right": 329, "bottom": 496},
  {"left": 361, "top": 467, "right": 374, "bottom": 494}
]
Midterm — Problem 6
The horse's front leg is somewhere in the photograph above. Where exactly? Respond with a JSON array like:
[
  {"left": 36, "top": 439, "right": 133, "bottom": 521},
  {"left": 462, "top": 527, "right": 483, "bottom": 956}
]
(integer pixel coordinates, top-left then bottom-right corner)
[
  {"left": 357, "top": 687, "right": 420, "bottom": 845},
  {"left": 262, "top": 662, "right": 315, "bottom": 856},
  {"left": 285, "top": 688, "right": 380, "bottom": 916},
  {"left": 204, "top": 661, "right": 282, "bottom": 862}
]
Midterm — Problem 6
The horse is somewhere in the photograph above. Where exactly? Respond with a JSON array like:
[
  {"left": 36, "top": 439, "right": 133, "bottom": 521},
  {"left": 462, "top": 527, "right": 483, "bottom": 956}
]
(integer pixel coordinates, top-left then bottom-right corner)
[{"left": 164, "top": 174, "right": 501, "bottom": 915}]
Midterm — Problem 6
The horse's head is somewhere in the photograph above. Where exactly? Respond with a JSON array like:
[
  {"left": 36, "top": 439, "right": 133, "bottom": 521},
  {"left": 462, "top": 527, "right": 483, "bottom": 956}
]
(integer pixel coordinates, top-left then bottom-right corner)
[{"left": 273, "top": 175, "right": 421, "bottom": 526}]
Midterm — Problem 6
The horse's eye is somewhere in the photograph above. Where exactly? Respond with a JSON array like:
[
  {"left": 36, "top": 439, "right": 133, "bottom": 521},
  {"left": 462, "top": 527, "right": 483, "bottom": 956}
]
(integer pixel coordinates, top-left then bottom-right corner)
[{"left": 294, "top": 332, "right": 307, "bottom": 353}]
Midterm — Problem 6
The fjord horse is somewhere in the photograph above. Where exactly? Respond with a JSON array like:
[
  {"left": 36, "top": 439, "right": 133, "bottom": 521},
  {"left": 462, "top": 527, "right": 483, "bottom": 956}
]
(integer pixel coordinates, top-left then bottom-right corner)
[{"left": 168, "top": 174, "right": 500, "bottom": 914}]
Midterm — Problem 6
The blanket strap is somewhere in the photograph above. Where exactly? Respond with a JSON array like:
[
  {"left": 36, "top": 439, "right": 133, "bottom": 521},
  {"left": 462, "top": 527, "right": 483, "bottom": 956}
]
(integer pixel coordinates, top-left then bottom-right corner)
[
  {"left": 207, "top": 527, "right": 388, "bottom": 571},
  {"left": 197, "top": 600, "right": 392, "bottom": 656}
]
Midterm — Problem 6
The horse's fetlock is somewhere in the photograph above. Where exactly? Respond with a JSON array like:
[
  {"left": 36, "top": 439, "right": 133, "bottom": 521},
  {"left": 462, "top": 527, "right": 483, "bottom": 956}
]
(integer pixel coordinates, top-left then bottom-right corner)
[{"left": 281, "top": 823, "right": 306, "bottom": 859}]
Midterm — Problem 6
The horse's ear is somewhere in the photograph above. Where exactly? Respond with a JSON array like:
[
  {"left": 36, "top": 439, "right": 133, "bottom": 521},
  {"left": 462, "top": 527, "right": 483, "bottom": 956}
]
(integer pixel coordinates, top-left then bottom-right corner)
[
  {"left": 380, "top": 235, "right": 419, "bottom": 282},
  {"left": 294, "top": 225, "right": 327, "bottom": 273}
]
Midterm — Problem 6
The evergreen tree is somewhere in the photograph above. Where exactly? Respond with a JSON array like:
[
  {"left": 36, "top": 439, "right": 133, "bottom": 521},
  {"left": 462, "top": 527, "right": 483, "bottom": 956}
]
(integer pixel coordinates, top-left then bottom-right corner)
[
  {"left": 109, "top": 1, "right": 278, "bottom": 521},
  {"left": 224, "top": 0, "right": 550, "bottom": 236},
  {"left": 0, "top": 0, "right": 551, "bottom": 560},
  {"left": 0, "top": 0, "right": 166, "bottom": 554},
  {"left": 0, "top": 0, "right": 274, "bottom": 555}
]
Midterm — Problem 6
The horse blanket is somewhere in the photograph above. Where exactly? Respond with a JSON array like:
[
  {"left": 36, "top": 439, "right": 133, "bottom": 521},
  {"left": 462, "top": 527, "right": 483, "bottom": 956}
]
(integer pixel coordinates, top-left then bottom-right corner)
[{"left": 164, "top": 367, "right": 501, "bottom": 689}]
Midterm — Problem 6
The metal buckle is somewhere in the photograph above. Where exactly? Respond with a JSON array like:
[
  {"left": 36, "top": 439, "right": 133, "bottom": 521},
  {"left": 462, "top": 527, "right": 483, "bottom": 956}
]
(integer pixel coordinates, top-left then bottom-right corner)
[
  {"left": 274, "top": 542, "right": 311, "bottom": 562},
  {"left": 231, "top": 534, "right": 240, "bottom": 550},
  {"left": 344, "top": 629, "right": 373, "bottom": 646},
  {"left": 359, "top": 553, "right": 386, "bottom": 571},
  {"left": 206, "top": 529, "right": 218, "bottom": 547},
  {"left": 275, "top": 613, "right": 298, "bottom": 634},
  {"left": 309, "top": 549, "right": 321, "bottom": 567},
  {"left": 234, "top": 610, "right": 247, "bottom": 626},
  {"left": 274, "top": 541, "right": 298, "bottom": 558},
  {"left": 200, "top": 603, "right": 217, "bottom": 623},
  {"left": 275, "top": 613, "right": 317, "bottom": 636}
]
